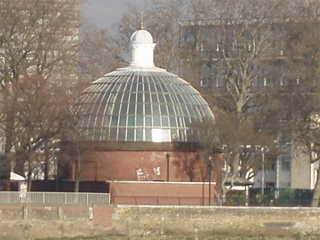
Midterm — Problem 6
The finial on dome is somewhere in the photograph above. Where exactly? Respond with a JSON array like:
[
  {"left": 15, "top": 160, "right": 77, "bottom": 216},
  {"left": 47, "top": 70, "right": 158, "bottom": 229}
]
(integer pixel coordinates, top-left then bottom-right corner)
[
  {"left": 140, "top": 12, "right": 144, "bottom": 30},
  {"left": 129, "top": 27, "right": 156, "bottom": 68}
]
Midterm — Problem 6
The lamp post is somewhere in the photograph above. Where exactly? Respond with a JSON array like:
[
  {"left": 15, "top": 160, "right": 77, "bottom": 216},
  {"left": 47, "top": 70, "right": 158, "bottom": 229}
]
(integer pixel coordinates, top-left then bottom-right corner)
[
  {"left": 53, "top": 147, "right": 60, "bottom": 192},
  {"left": 261, "top": 147, "right": 265, "bottom": 195},
  {"left": 166, "top": 153, "right": 170, "bottom": 182},
  {"left": 208, "top": 155, "right": 212, "bottom": 206},
  {"left": 256, "top": 146, "right": 267, "bottom": 195}
]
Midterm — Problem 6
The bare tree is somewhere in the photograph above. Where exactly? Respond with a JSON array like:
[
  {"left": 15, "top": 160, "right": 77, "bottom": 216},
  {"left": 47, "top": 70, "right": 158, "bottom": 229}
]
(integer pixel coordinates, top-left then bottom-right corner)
[
  {"left": 59, "top": 102, "right": 97, "bottom": 193},
  {"left": 190, "top": 118, "right": 224, "bottom": 204},
  {"left": 78, "top": 23, "right": 126, "bottom": 83},
  {"left": 172, "top": 153, "right": 202, "bottom": 182},
  {"left": 267, "top": 0, "right": 320, "bottom": 206},
  {"left": 0, "top": 0, "right": 79, "bottom": 189},
  {"left": 179, "top": 0, "right": 286, "bottom": 189},
  {"left": 0, "top": 76, "right": 75, "bottom": 190}
]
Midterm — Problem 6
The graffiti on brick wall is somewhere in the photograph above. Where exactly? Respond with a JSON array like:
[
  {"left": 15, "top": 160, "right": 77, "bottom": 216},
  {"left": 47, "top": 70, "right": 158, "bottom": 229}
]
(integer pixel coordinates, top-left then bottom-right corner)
[
  {"left": 136, "top": 168, "right": 149, "bottom": 181},
  {"left": 153, "top": 166, "right": 161, "bottom": 175}
]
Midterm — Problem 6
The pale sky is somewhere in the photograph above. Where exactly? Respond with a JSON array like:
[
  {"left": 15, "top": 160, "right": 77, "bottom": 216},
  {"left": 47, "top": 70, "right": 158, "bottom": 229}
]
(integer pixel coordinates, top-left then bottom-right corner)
[{"left": 81, "top": 0, "right": 145, "bottom": 31}]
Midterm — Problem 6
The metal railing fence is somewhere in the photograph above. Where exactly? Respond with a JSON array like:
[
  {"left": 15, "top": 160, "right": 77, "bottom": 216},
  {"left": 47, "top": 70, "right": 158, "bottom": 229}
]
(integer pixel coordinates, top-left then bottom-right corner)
[
  {"left": 0, "top": 191, "right": 110, "bottom": 205},
  {"left": 113, "top": 196, "right": 313, "bottom": 207},
  {"left": 0, "top": 192, "right": 312, "bottom": 207}
]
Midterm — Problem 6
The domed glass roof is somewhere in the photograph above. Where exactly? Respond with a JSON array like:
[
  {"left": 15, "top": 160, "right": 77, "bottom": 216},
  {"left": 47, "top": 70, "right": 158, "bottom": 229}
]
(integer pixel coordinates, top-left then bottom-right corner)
[
  {"left": 74, "top": 69, "right": 214, "bottom": 143},
  {"left": 73, "top": 29, "right": 215, "bottom": 143}
]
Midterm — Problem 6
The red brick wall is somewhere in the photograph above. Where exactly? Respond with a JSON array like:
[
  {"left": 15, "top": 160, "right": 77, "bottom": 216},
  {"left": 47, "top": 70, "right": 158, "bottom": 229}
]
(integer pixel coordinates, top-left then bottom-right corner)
[
  {"left": 93, "top": 206, "right": 114, "bottom": 227},
  {"left": 109, "top": 181, "right": 217, "bottom": 205},
  {"left": 76, "top": 151, "right": 224, "bottom": 206},
  {"left": 79, "top": 150, "right": 205, "bottom": 182}
]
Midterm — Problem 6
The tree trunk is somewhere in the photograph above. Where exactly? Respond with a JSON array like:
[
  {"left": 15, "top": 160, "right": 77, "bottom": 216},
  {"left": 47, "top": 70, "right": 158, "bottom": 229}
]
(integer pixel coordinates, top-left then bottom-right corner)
[
  {"left": 311, "top": 168, "right": 320, "bottom": 207},
  {"left": 230, "top": 152, "right": 240, "bottom": 178},
  {"left": 27, "top": 155, "right": 33, "bottom": 192},
  {"left": 13, "top": 150, "right": 26, "bottom": 178},
  {"left": 74, "top": 149, "right": 81, "bottom": 193},
  {"left": 213, "top": 152, "right": 224, "bottom": 205},
  {"left": 44, "top": 142, "right": 50, "bottom": 191}
]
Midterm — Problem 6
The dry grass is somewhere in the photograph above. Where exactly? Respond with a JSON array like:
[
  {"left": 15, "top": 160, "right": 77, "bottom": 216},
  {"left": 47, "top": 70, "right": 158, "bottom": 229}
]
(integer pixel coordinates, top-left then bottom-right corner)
[{"left": 34, "top": 232, "right": 320, "bottom": 240}]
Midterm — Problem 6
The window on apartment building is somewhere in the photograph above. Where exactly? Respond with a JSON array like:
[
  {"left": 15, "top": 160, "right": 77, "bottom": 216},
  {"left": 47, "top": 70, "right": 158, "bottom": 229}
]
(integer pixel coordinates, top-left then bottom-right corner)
[
  {"left": 184, "top": 30, "right": 196, "bottom": 51},
  {"left": 186, "top": 30, "right": 196, "bottom": 45},
  {"left": 215, "top": 31, "right": 223, "bottom": 52},
  {"left": 200, "top": 79, "right": 209, "bottom": 87},
  {"left": 198, "top": 43, "right": 204, "bottom": 52},
  {"left": 281, "top": 156, "right": 291, "bottom": 171},
  {"left": 200, "top": 31, "right": 211, "bottom": 52},
  {"left": 215, "top": 77, "right": 225, "bottom": 89},
  {"left": 211, "top": 76, "right": 217, "bottom": 88},
  {"left": 280, "top": 42, "right": 284, "bottom": 56},
  {"left": 281, "top": 132, "right": 292, "bottom": 145},
  {"left": 216, "top": 41, "right": 223, "bottom": 52},
  {"left": 272, "top": 64, "right": 286, "bottom": 86},
  {"left": 266, "top": 182, "right": 275, "bottom": 188},
  {"left": 256, "top": 75, "right": 267, "bottom": 88},
  {"left": 200, "top": 74, "right": 218, "bottom": 88},
  {"left": 265, "top": 161, "right": 276, "bottom": 171},
  {"left": 200, "top": 64, "right": 211, "bottom": 87},
  {"left": 280, "top": 182, "right": 291, "bottom": 188},
  {"left": 232, "top": 41, "right": 236, "bottom": 51},
  {"left": 280, "top": 65, "right": 286, "bottom": 86}
]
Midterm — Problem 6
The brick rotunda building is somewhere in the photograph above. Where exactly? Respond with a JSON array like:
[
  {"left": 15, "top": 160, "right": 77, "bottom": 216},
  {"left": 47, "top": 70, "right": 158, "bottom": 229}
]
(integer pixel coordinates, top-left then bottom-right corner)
[{"left": 70, "top": 28, "right": 223, "bottom": 204}]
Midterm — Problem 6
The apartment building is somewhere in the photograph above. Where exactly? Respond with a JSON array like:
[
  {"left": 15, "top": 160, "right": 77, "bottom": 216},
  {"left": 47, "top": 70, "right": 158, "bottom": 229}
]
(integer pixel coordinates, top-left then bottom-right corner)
[{"left": 178, "top": 10, "right": 320, "bottom": 190}]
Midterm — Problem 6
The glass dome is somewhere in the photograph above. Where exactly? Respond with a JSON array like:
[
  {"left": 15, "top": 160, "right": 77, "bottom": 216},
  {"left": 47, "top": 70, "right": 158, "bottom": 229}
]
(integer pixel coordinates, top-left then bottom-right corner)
[
  {"left": 74, "top": 68, "right": 215, "bottom": 143},
  {"left": 74, "top": 29, "right": 215, "bottom": 144}
]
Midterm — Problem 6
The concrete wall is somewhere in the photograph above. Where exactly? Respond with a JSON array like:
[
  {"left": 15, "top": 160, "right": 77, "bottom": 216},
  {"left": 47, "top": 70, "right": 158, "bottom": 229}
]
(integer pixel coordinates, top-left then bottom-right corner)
[
  {"left": 1, "top": 204, "right": 320, "bottom": 239},
  {"left": 292, "top": 143, "right": 314, "bottom": 189}
]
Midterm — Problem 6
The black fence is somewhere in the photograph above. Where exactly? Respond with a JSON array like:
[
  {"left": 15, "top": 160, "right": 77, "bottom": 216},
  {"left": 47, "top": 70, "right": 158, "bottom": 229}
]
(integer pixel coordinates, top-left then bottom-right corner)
[{"left": 31, "top": 180, "right": 110, "bottom": 193}]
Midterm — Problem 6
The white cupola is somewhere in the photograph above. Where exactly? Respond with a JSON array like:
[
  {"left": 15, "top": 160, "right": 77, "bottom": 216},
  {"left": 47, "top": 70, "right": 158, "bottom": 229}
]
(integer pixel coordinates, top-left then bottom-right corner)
[{"left": 129, "top": 29, "right": 156, "bottom": 68}]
